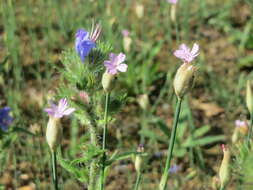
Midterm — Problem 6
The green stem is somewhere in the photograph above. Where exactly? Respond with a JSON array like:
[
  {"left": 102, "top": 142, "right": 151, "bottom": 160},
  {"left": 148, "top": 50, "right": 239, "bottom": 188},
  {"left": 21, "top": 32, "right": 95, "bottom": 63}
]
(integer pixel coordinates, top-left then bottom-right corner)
[
  {"left": 134, "top": 172, "right": 142, "bottom": 190},
  {"left": 159, "top": 98, "right": 182, "bottom": 190},
  {"left": 52, "top": 151, "right": 59, "bottom": 190},
  {"left": 220, "top": 186, "right": 225, "bottom": 190},
  {"left": 247, "top": 112, "right": 253, "bottom": 146},
  {"left": 100, "top": 93, "right": 110, "bottom": 190}
]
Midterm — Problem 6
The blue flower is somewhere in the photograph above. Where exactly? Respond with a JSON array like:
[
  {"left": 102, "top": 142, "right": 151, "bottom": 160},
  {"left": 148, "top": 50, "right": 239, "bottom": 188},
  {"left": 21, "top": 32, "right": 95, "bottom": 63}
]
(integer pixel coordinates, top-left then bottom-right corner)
[
  {"left": 75, "top": 25, "right": 101, "bottom": 62},
  {"left": 0, "top": 107, "right": 13, "bottom": 131}
]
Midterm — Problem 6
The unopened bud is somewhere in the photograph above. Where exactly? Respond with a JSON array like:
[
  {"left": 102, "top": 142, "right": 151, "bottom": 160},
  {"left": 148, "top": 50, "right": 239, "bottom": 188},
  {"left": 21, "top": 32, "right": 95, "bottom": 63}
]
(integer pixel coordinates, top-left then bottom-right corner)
[
  {"left": 246, "top": 80, "right": 253, "bottom": 114},
  {"left": 231, "top": 128, "right": 239, "bottom": 144},
  {"left": 170, "top": 4, "right": 176, "bottom": 23},
  {"left": 46, "top": 117, "right": 61, "bottom": 152},
  {"left": 123, "top": 36, "right": 132, "bottom": 52},
  {"left": 135, "top": 3, "right": 144, "bottom": 19},
  {"left": 102, "top": 72, "right": 116, "bottom": 93},
  {"left": 173, "top": 63, "right": 196, "bottom": 99},
  {"left": 135, "top": 144, "right": 144, "bottom": 173},
  {"left": 219, "top": 145, "right": 231, "bottom": 189},
  {"left": 138, "top": 94, "right": 150, "bottom": 110}
]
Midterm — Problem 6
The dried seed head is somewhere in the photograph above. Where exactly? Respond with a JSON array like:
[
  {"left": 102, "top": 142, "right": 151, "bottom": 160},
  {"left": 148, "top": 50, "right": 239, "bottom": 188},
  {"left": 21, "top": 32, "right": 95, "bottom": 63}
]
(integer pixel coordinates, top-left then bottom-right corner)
[
  {"left": 46, "top": 117, "right": 61, "bottom": 152},
  {"left": 173, "top": 63, "right": 196, "bottom": 99}
]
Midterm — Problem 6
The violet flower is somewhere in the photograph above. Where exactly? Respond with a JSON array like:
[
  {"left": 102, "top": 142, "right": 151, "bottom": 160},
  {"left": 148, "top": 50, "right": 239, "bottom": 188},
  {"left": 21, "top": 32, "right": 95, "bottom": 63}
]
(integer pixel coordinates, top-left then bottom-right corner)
[
  {"left": 44, "top": 98, "right": 75, "bottom": 118},
  {"left": 167, "top": 0, "right": 178, "bottom": 4},
  {"left": 0, "top": 107, "right": 13, "bottom": 131},
  {"left": 174, "top": 43, "right": 199, "bottom": 63},
  {"left": 75, "top": 24, "right": 101, "bottom": 62},
  {"left": 104, "top": 53, "right": 128, "bottom": 75},
  {"left": 169, "top": 164, "right": 181, "bottom": 174}
]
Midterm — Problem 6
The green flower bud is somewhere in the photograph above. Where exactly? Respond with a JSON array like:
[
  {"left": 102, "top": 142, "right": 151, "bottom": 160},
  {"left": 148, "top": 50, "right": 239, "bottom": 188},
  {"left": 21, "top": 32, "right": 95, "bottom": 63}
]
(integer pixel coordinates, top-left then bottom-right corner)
[
  {"left": 46, "top": 117, "right": 61, "bottom": 152},
  {"left": 173, "top": 63, "right": 196, "bottom": 99},
  {"left": 102, "top": 72, "right": 116, "bottom": 93}
]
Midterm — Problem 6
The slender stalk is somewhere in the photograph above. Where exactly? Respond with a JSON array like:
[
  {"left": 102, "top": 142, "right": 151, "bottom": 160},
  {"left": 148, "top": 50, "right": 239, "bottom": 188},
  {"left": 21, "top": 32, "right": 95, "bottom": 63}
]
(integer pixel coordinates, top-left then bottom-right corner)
[
  {"left": 51, "top": 151, "right": 59, "bottom": 190},
  {"left": 247, "top": 112, "right": 253, "bottom": 146},
  {"left": 159, "top": 98, "right": 182, "bottom": 190},
  {"left": 100, "top": 92, "right": 110, "bottom": 190},
  {"left": 220, "top": 187, "right": 225, "bottom": 190},
  {"left": 134, "top": 172, "right": 142, "bottom": 190}
]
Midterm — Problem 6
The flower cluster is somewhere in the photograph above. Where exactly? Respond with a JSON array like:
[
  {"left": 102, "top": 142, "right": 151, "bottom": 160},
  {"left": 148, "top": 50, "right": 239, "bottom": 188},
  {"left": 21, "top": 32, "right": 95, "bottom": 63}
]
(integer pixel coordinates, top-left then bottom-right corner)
[
  {"left": 75, "top": 24, "right": 101, "bottom": 62},
  {"left": 0, "top": 107, "right": 13, "bottom": 131}
]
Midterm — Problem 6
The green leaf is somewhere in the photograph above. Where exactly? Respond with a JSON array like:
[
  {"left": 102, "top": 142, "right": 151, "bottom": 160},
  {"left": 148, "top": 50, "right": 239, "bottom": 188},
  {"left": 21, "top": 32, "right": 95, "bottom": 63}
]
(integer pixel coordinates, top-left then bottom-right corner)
[
  {"left": 193, "top": 125, "right": 211, "bottom": 138},
  {"left": 182, "top": 135, "right": 225, "bottom": 147},
  {"left": 106, "top": 151, "right": 147, "bottom": 166}
]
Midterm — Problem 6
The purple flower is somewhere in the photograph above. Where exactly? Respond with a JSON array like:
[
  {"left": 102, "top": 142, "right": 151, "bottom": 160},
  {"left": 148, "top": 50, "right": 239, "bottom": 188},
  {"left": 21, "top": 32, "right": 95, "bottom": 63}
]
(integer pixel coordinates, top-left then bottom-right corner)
[
  {"left": 174, "top": 43, "right": 199, "bottom": 63},
  {"left": 44, "top": 98, "right": 75, "bottom": 118},
  {"left": 121, "top": 29, "right": 130, "bottom": 37},
  {"left": 235, "top": 120, "right": 248, "bottom": 128},
  {"left": 75, "top": 24, "right": 101, "bottom": 62},
  {"left": 169, "top": 164, "right": 181, "bottom": 174},
  {"left": 0, "top": 107, "right": 13, "bottom": 131},
  {"left": 167, "top": 0, "right": 178, "bottom": 4},
  {"left": 104, "top": 53, "right": 128, "bottom": 75}
]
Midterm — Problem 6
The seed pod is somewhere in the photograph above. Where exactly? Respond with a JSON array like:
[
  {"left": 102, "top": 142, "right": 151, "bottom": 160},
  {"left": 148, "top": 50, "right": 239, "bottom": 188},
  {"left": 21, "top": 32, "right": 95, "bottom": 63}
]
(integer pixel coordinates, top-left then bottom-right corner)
[
  {"left": 219, "top": 145, "right": 231, "bottom": 189},
  {"left": 135, "top": 144, "right": 144, "bottom": 174},
  {"left": 46, "top": 117, "right": 61, "bottom": 152},
  {"left": 246, "top": 80, "right": 253, "bottom": 114},
  {"left": 135, "top": 3, "right": 144, "bottom": 19},
  {"left": 102, "top": 72, "right": 116, "bottom": 93},
  {"left": 123, "top": 36, "right": 132, "bottom": 52},
  {"left": 173, "top": 63, "right": 196, "bottom": 99}
]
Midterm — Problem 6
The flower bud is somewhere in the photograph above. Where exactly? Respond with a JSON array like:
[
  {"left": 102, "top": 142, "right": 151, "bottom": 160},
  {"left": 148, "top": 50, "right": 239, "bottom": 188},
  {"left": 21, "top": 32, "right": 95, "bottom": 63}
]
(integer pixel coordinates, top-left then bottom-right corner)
[
  {"left": 102, "top": 72, "right": 116, "bottom": 93},
  {"left": 246, "top": 80, "right": 253, "bottom": 114},
  {"left": 135, "top": 3, "right": 144, "bottom": 19},
  {"left": 123, "top": 36, "right": 132, "bottom": 52},
  {"left": 170, "top": 4, "right": 176, "bottom": 23},
  {"left": 46, "top": 117, "right": 61, "bottom": 152},
  {"left": 219, "top": 145, "right": 231, "bottom": 189},
  {"left": 138, "top": 94, "right": 150, "bottom": 110},
  {"left": 231, "top": 128, "right": 239, "bottom": 144},
  {"left": 173, "top": 63, "right": 196, "bottom": 99},
  {"left": 135, "top": 144, "right": 144, "bottom": 173}
]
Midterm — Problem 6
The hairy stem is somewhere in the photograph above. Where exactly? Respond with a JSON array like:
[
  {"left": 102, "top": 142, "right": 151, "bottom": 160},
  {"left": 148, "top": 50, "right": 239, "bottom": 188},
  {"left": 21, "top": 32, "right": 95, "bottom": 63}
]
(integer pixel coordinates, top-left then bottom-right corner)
[{"left": 159, "top": 98, "right": 182, "bottom": 190}]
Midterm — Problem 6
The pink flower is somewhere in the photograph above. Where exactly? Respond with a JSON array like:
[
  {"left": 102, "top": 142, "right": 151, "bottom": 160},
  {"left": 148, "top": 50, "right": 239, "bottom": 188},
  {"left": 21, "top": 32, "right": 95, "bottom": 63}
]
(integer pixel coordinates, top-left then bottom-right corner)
[
  {"left": 235, "top": 120, "right": 248, "bottom": 128},
  {"left": 44, "top": 98, "right": 75, "bottom": 118},
  {"left": 174, "top": 43, "right": 199, "bottom": 63},
  {"left": 121, "top": 29, "right": 130, "bottom": 37},
  {"left": 104, "top": 53, "right": 128, "bottom": 75},
  {"left": 167, "top": 0, "right": 178, "bottom": 4}
]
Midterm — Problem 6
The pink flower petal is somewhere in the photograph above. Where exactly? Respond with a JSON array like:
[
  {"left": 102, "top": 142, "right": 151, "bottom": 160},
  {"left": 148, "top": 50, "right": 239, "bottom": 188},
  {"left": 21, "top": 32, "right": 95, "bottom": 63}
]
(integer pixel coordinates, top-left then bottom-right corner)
[
  {"left": 179, "top": 44, "right": 189, "bottom": 51},
  {"left": 62, "top": 108, "right": 76, "bottom": 116},
  {"left": 109, "top": 53, "right": 117, "bottom": 61},
  {"left": 174, "top": 50, "right": 186, "bottom": 59},
  {"left": 116, "top": 53, "right": 126, "bottom": 63},
  {"left": 117, "top": 64, "right": 128, "bottom": 72},
  {"left": 191, "top": 43, "right": 199, "bottom": 55}
]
